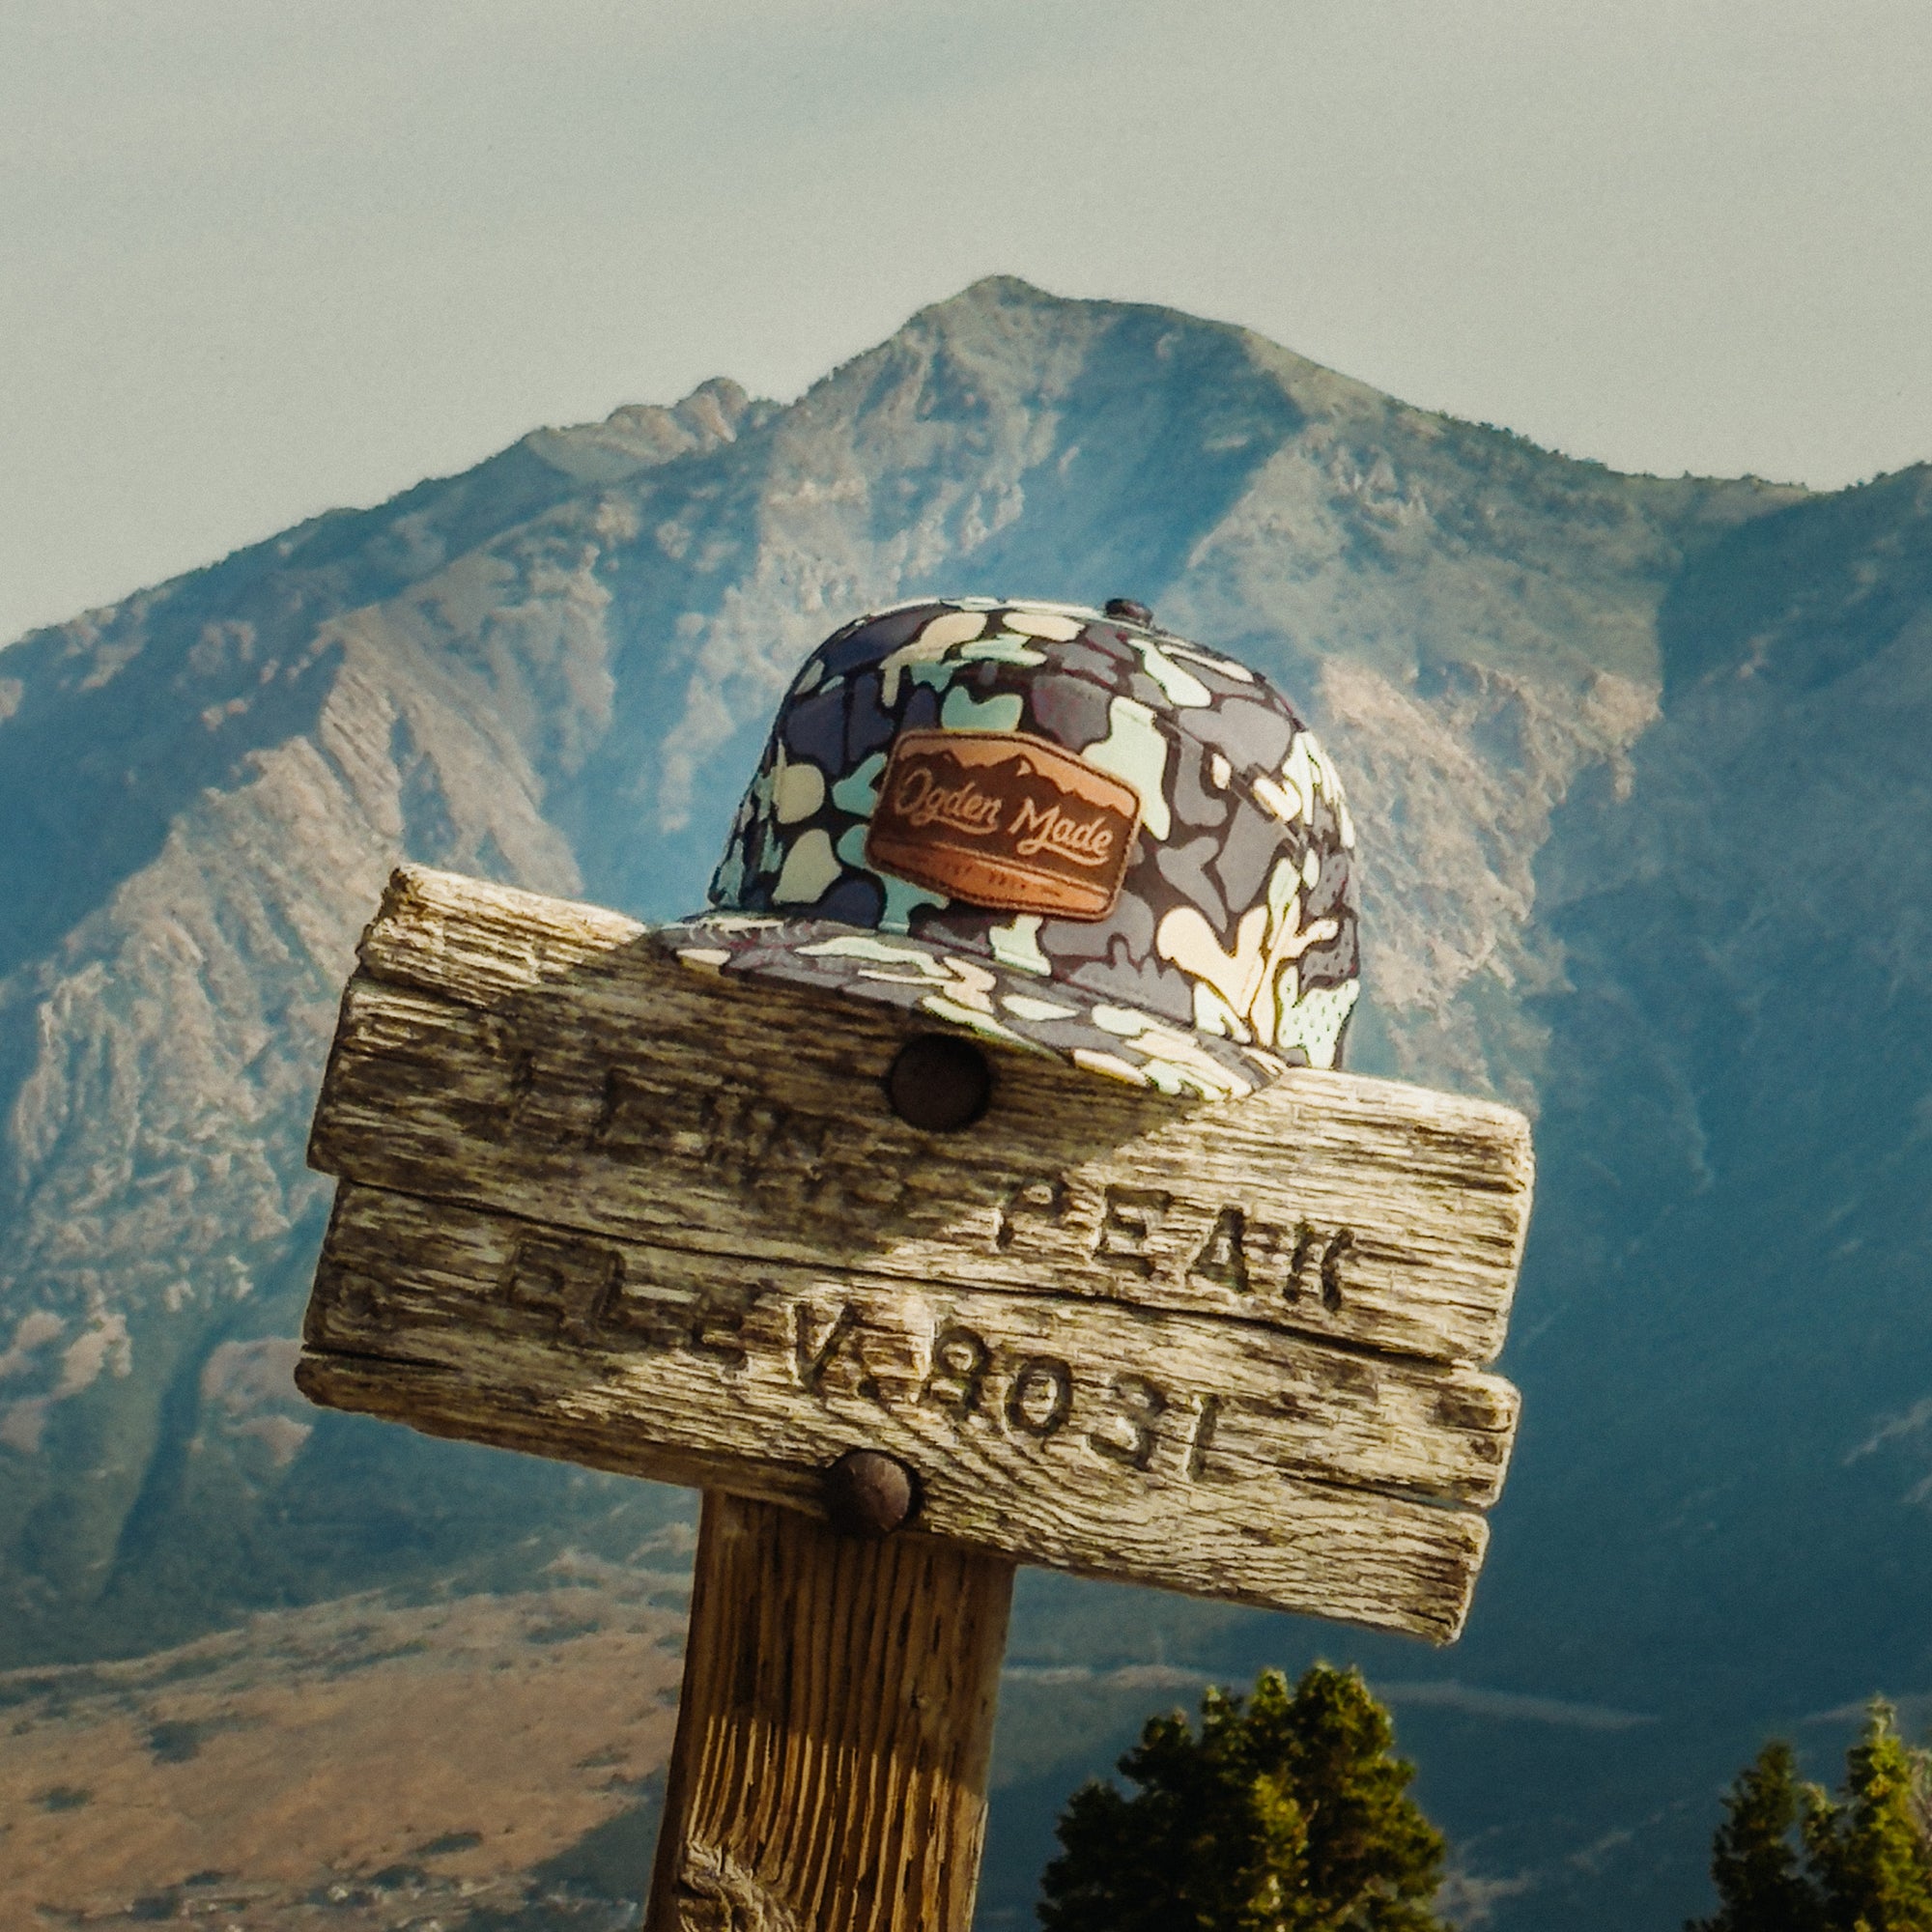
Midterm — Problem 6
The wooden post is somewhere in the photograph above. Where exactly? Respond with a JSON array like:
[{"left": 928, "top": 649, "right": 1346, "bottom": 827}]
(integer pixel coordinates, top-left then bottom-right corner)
[
  {"left": 647, "top": 1492, "right": 1013, "bottom": 1932},
  {"left": 294, "top": 866, "right": 1537, "bottom": 1930}
]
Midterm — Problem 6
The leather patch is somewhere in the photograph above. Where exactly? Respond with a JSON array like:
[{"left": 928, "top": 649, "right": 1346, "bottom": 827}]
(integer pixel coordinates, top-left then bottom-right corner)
[{"left": 865, "top": 730, "right": 1142, "bottom": 920}]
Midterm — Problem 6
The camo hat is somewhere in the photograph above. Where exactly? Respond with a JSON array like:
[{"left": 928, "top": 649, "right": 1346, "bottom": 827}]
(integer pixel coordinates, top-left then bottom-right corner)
[{"left": 659, "top": 597, "right": 1360, "bottom": 1100}]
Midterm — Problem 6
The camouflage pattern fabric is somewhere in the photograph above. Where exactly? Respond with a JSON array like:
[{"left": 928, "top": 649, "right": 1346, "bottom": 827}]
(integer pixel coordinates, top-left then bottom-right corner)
[{"left": 657, "top": 597, "right": 1360, "bottom": 1101}]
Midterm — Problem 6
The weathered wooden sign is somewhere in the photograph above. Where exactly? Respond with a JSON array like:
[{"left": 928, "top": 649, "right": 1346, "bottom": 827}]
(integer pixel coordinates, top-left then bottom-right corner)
[{"left": 296, "top": 864, "right": 1534, "bottom": 1930}]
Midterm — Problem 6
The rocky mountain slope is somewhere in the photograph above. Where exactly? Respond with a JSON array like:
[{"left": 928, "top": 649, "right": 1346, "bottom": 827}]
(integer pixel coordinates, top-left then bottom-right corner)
[{"left": 2, "top": 276, "right": 1926, "bottom": 1929}]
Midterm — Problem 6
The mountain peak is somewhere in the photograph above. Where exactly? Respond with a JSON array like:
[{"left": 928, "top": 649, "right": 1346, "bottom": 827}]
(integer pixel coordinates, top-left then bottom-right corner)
[
  {"left": 930, "top": 271, "right": 1064, "bottom": 309},
  {"left": 1, "top": 283, "right": 1924, "bottom": 1932}
]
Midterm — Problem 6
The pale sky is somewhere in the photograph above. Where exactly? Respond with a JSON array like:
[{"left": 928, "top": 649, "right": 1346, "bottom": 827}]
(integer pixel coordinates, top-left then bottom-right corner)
[{"left": 4, "top": 0, "right": 1928, "bottom": 647}]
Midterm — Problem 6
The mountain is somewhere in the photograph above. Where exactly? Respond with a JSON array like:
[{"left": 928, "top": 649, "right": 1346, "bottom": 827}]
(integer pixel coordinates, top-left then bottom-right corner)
[{"left": 2, "top": 274, "right": 1927, "bottom": 1930}]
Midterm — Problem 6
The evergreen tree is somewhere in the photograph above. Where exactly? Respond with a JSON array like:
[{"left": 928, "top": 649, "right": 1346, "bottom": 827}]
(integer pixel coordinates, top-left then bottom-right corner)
[
  {"left": 1803, "top": 1703, "right": 1932, "bottom": 1932},
  {"left": 1692, "top": 1704, "right": 1932, "bottom": 1932},
  {"left": 1689, "top": 1741, "right": 1824, "bottom": 1932},
  {"left": 1038, "top": 1663, "right": 1448, "bottom": 1932}
]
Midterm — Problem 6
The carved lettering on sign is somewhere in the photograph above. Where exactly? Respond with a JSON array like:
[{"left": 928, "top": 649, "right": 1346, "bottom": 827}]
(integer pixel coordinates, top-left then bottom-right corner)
[
  {"left": 1284, "top": 1222, "right": 1316, "bottom": 1300},
  {"left": 479, "top": 1016, "right": 540, "bottom": 1146},
  {"left": 1189, "top": 1207, "right": 1250, "bottom": 1294},
  {"left": 687, "top": 1285, "right": 762, "bottom": 1370},
  {"left": 1089, "top": 1373, "right": 1168, "bottom": 1471},
  {"left": 1320, "top": 1228, "right": 1352, "bottom": 1312},
  {"left": 607, "top": 1087, "right": 912, "bottom": 1222},
  {"left": 1094, "top": 1186, "right": 1173, "bottom": 1276},
  {"left": 699, "top": 1094, "right": 786, "bottom": 1191},
  {"left": 501, "top": 1236, "right": 770, "bottom": 1364},
  {"left": 590, "top": 1065, "right": 663, "bottom": 1155},
  {"left": 795, "top": 1301, "right": 883, "bottom": 1404},
  {"left": 980, "top": 1175, "right": 1356, "bottom": 1313},
  {"left": 995, "top": 1175, "right": 1069, "bottom": 1250},
  {"left": 923, "top": 1324, "right": 993, "bottom": 1420},
  {"left": 1005, "top": 1357, "right": 1074, "bottom": 1439},
  {"left": 1263, "top": 1212, "right": 1350, "bottom": 1305},
  {"left": 1187, "top": 1394, "right": 1224, "bottom": 1481},
  {"left": 1276, "top": 1222, "right": 1352, "bottom": 1309},
  {"left": 470, "top": 1049, "right": 1369, "bottom": 1319},
  {"left": 505, "top": 1235, "right": 622, "bottom": 1343},
  {"left": 807, "top": 1311, "right": 1208, "bottom": 1477},
  {"left": 331, "top": 1210, "right": 1481, "bottom": 1499}
]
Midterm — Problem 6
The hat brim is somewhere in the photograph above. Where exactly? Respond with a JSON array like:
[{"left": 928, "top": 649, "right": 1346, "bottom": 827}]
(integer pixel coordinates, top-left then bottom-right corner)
[{"left": 654, "top": 913, "right": 1289, "bottom": 1102}]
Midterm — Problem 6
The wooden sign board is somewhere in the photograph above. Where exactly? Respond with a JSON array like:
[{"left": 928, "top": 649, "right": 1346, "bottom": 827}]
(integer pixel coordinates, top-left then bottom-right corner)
[{"left": 298, "top": 867, "right": 1532, "bottom": 1643}]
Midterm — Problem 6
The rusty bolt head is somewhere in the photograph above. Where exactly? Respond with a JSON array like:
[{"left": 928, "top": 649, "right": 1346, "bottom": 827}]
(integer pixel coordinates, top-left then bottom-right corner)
[
  {"left": 886, "top": 1034, "right": 991, "bottom": 1133},
  {"left": 823, "top": 1449, "right": 919, "bottom": 1539}
]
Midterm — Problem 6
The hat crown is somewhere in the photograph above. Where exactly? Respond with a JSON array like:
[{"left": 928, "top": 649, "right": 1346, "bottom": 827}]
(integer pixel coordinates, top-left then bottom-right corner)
[{"left": 700, "top": 597, "right": 1360, "bottom": 1094}]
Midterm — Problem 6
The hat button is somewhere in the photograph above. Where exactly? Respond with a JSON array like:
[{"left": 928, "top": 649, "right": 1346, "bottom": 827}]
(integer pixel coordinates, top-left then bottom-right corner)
[{"left": 1103, "top": 598, "right": 1153, "bottom": 626}]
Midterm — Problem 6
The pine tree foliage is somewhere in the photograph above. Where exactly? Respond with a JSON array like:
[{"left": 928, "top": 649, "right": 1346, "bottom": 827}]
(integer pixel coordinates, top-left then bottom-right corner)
[
  {"left": 1037, "top": 1663, "right": 1448, "bottom": 1932},
  {"left": 1691, "top": 1703, "right": 1932, "bottom": 1932},
  {"left": 1804, "top": 1704, "right": 1932, "bottom": 1932},
  {"left": 1690, "top": 1741, "right": 1825, "bottom": 1932}
]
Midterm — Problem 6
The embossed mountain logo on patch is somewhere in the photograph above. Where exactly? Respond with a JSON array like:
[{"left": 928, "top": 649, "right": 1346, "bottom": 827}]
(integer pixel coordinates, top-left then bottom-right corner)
[{"left": 865, "top": 729, "right": 1142, "bottom": 920}]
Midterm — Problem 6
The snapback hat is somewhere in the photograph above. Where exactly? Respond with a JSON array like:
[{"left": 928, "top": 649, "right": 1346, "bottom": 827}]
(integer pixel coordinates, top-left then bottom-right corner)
[{"left": 658, "top": 597, "right": 1360, "bottom": 1101}]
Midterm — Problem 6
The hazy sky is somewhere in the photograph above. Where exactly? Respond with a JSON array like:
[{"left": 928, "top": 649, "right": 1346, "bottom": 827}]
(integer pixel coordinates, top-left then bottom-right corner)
[{"left": 5, "top": 0, "right": 1928, "bottom": 645}]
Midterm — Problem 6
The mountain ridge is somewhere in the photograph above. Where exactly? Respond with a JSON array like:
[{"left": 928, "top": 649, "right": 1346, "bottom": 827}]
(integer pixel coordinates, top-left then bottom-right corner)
[{"left": 1, "top": 274, "right": 1924, "bottom": 1930}]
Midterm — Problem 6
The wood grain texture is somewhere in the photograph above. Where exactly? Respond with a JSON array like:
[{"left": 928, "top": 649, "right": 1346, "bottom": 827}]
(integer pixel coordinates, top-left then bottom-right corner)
[
  {"left": 297, "top": 1182, "right": 1495, "bottom": 1638},
  {"left": 643, "top": 1492, "right": 1013, "bottom": 1932},
  {"left": 296, "top": 865, "right": 1534, "bottom": 1639},
  {"left": 305, "top": 1183, "right": 1515, "bottom": 1505},
  {"left": 315, "top": 866, "right": 1533, "bottom": 1368}
]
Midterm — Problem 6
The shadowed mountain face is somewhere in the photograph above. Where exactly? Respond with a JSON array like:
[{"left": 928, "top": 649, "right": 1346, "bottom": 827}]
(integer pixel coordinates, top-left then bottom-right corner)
[{"left": 1, "top": 275, "right": 1926, "bottom": 1929}]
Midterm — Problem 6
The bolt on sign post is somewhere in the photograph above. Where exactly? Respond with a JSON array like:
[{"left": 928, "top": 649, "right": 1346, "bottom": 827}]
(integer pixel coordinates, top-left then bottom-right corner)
[{"left": 295, "top": 599, "right": 1534, "bottom": 1932}]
